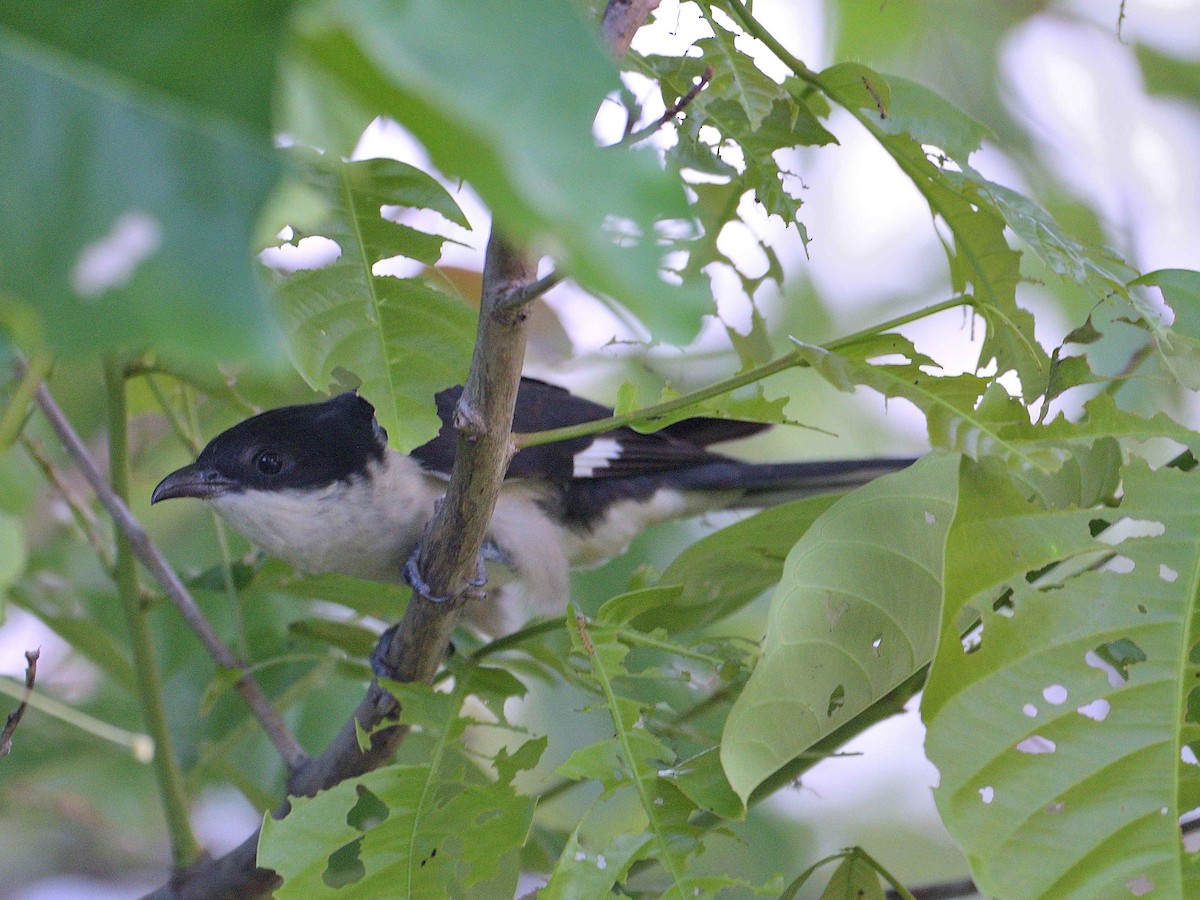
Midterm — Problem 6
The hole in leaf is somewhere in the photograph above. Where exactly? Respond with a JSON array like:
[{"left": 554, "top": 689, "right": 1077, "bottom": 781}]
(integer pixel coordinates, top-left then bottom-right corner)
[
  {"left": 870, "top": 634, "right": 883, "bottom": 654},
  {"left": 1088, "top": 518, "right": 1112, "bottom": 537},
  {"left": 1046, "top": 801, "right": 1066, "bottom": 814},
  {"left": 260, "top": 235, "right": 341, "bottom": 274},
  {"left": 323, "top": 836, "right": 365, "bottom": 888},
  {"left": 1098, "top": 517, "right": 1165, "bottom": 544},
  {"left": 347, "top": 785, "right": 389, "bottom": 831},
  {"left": 992, "top": 589, "right": 1015, "bottom": 617},
  {"left": 1042, "top": 684, "right": 1068, "bottom": 705},
  {"left": 961, "top": 623, "right": 983, "bottom": 654},
  {"left": 924, "top": 510, "right": 936, "bottom": 525},
  {"left": 73, "top": 211, "right": 163, "bottom": 300},
  {"left": 979, "top": 786, "right": 994, "bottom": 804},
  {"left": 1022, "top": 703, "right": 1038, "bottom": 718},
  {"left": 1182, "top": 745, "right": 1200, "bottom": 766},
  {"left": 1016, "top": 735, "right": 1056, "bottom": 754},
  {"left": 1089, "top": 639, "right": 1147, "bottom": 685},
  {"left": 1126, "top": 876, "right": 1154, "bottom": 897},
  {"left": 1077, "top": 699, "right": 1111, "bottom": 721},
  {"left": 1160, "top": 564, "right": 1179, "bottom": 582},
  {"left": 1101, "top": 554, "right": 1135, "bottom": 574},
  {"left": 827, "top": 684, "right": 846, "bottom": 717}
]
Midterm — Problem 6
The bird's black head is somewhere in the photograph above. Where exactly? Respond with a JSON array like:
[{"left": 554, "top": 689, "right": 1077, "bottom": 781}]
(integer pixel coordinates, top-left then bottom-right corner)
[{"left": 151, "top": 392, "right": 388, "bottom": 503}]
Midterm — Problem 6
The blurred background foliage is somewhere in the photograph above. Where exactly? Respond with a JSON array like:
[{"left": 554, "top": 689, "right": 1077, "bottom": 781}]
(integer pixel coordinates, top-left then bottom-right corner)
[{"left": 1, "top": 0, "right": 1198, "bottom": 897}]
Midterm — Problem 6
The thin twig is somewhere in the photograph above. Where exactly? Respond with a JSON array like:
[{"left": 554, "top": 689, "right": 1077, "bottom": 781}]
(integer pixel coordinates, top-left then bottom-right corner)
[
  {"left": 0, "top": 649, "right": 39, "bottom": 758},
  {"left": 106, "top": 358, "right": 201, "bottom": 868},
  {"left": 620, "top": 64, "right": 714, "bottom": 145},
  {"left": 499, "top": 268, "right": 566, "bottom": 311},
  {"left": 0, "top": 350, "right": 52, "bottom": 452},
  {"left": 20, "top": 434, "right": 116, "bottom": 572},
  {"left": 20, "top": 362, "right": 307, "bottom": 774}
]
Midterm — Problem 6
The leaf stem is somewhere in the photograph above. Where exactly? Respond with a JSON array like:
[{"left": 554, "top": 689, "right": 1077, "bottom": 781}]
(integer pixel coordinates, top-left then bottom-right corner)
[
  {"left": 105, "top": 357, "right": 202, "bottom": 868},
  {"left": 572, "top": 608, "right": 690, "bottom": 899},
  {"left": 0, "top": 349, "right": 52, "bottom": 452},
  {"left": 514, "top": 294, "right": 972, "bottom": 449}
]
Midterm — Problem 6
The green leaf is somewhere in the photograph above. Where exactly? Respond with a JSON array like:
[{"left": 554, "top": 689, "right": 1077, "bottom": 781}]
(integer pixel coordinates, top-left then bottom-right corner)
[
  {"left": 287, "top": 618, "right": 379, "bottom": 658},
  {"left": 565, "top": 613, "right": 734, "bottom": 898},
  {"left": 820, "top": 62, "right": 891, "bottom": 119},
  {"left": 793, "top": 339, "right": 1049, "bottom": 469},
  {"left": 820, "top": 852, "right": 885, "bottom": 900},
  {"left": 1133, "top": 269, "right": 1200, "bottom": 389},
  {"left": 655, "top": 495, "right": 841, "bottom": 630},
  {"left": 540, "top": 811, "right": 653, "bottom": 900},
  {"left": 259, "top": 668, "right": 538, "bottom": 898},
  {"left": 722, "top": 453, "right": 960, "bottom": 802},
  {"left": 923, "top": 459, "right": 1200, "bottom": 897},
  {"left": 291, "top": 0, "right": 709, "bottom": 344},
  {"left": 821, "top": 70, "right": 1045, "bottom": 396},
  {"left": 264, "top": 151, "right": 476, "bottom": 450},
  {"left": 0, "top": 1, "right": 288, "bottom": 359},
  {"left": 0, "top": 513, "right": 26, "bottom": 619},
  {"left": 668, "top": 747, "right": 743, "bottom": 821}
]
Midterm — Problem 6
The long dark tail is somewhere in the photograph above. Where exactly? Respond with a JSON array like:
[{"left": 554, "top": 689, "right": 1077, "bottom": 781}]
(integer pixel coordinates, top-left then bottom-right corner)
[{"left": 672, "top": 457, "right": 920, "bottom": 506}]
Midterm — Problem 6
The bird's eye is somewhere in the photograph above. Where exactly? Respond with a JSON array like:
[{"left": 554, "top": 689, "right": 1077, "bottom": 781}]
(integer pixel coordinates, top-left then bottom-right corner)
[{"left": 256, "top": 451, "right": 283, "bottom": 476}]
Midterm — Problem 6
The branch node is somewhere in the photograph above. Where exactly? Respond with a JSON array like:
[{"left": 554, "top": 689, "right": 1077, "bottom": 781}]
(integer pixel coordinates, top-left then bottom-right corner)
[{"left": 1, "top": 648, "right": 40, "bottom": 759}]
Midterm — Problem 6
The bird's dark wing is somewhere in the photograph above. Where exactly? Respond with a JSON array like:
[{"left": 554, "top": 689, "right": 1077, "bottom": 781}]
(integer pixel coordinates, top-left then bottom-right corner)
[{"left": 410, "top": 378, "right": 760, "bottom": 481}]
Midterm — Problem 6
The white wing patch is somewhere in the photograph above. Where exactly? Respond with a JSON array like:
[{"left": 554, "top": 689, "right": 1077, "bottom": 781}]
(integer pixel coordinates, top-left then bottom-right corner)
[{"left": 573, "top": 437, "right": 624, "bottom": 478}]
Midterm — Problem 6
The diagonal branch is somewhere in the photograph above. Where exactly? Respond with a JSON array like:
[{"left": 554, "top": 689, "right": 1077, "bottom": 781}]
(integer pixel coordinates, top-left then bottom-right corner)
[{"left": 22, "top": 364, "right": 307, "bottom": 775}]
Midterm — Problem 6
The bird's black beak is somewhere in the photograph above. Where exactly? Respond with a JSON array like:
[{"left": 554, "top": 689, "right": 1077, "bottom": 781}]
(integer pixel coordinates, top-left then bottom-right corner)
[{"left": 151, "top": 464, "right": 235, "bottom": 504}]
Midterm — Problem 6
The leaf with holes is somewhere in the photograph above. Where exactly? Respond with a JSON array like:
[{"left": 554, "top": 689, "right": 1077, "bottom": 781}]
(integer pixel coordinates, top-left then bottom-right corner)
[
  {"left": 288, "top": 0, "right": 707, "bottom": 344},
  {"left": 258, "top": 667, "right": 538, "bottom": 898},
  {"left": 721, "top": 452, "right": 960, "bottom": 802},
  {"left": 792, "top": 339, "right": 1050, "bottom": 469},
  {"left": 821, "top": 71, "right": 1047, "bottom": 398},
  {"left": 0, "top": 0, "right": 290, "bottom": 359},
  {"left": 923, "top": 458, "right": 1200, "bottom": 898},
  {"left": 263, "top": 151, "right": 475, "bottom": 450}
]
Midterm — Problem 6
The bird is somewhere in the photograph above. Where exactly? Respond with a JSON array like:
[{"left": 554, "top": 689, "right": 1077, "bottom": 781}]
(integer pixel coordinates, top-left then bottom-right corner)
[{"left": 152, "top": 379, "right": 915, "bottom": 635}]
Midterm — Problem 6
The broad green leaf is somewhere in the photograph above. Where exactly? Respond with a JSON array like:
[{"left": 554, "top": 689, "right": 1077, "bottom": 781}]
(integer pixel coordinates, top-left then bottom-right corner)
[
  {"left": 924, "top": 459, "right": 1200, "bottom": 897},
  {"left": 290, "top": 0, "right": 708, "bottom": 344},
  {"left": 0, "top": 1, "right": 288, "bottom": 359},
  {"left": 820, "top": 62, "right": 891, "bottom": 120},
  {"left": 264, "top": 152, "right": 475, "bottom": 449},
  {"left": 975, "top": 180, "right": 1135, "bottom": 301},
  {"left": 259, "top": 670, "right": 538, "bottom": 898},
  {"left": 540, "top": 810, "right": 653, "bottom": 900},
  {"left": 1014, "top": 393, "right": 1200, "bottom": 459},
  {"left": 655, "top": 494, "right": 842, "bottom": 630},
  {"left": 820, "top": 852, "right": 885, "bottom": 900},
  {"left": 722, "top": 453, "right": 959, "bottom": 802}
]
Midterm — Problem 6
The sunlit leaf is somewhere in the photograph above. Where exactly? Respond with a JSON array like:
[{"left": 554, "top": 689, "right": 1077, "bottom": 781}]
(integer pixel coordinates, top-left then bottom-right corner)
[
  {"left": 263, "top": 151, "right": 475, "bottom": 449},
  {"left": 722, "top": 453, "right": 959, "bottom": 802},
  {"left": 924, "top": 459, "right": 1200, "bottom": 897}
]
